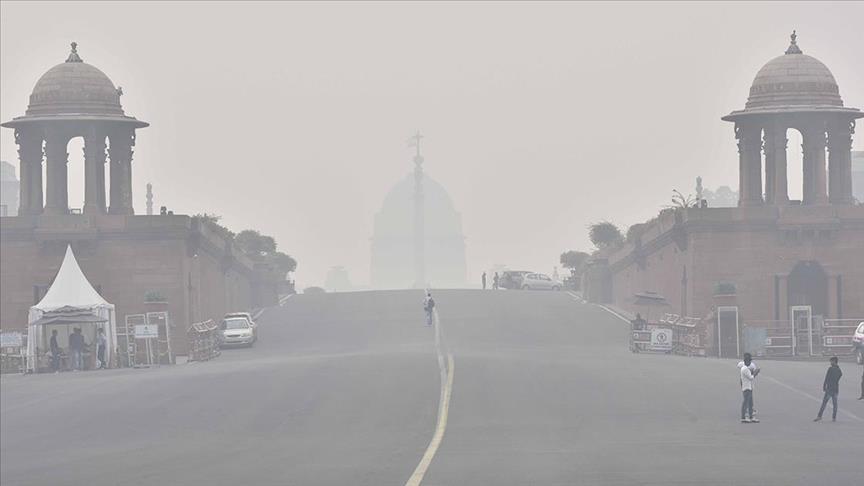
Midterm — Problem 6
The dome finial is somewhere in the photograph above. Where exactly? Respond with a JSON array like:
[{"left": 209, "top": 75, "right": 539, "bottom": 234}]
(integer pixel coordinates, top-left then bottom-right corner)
[
  {"left": 785, "top": 30, "right": 802, "bottom": 55},
  {"left": 66, "top": 41, "right": 83, "bottom": 63}
]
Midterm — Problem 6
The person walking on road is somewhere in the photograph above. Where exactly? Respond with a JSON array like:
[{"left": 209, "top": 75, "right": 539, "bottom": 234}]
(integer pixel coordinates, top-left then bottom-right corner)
[
  {"left": 740, "top": 353, "right": 760, "bottom": 423},
  {"left": 482, "top": 272, "right": 487, "bottom": 290},
  {"left": 814, "top": 356, "right": 843, "bottom": 422},
  {"left": 492, "top": 272, "right": 500, "bottom": 290},
  {"left": 423, "top": 293, "right": 436, "bottom": 326}
]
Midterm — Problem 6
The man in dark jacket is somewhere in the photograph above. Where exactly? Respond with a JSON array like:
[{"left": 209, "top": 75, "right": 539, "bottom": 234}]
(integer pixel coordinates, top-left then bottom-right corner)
[
  {"left": 814, "top": 356, "right": 843, "bottom": 422},
  {"left": 68, "top": 328, "right": 87, "bottom": 371}
]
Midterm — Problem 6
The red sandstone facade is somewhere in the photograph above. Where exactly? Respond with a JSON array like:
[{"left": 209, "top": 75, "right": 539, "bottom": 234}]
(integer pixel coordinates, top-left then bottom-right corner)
[
  {"left": 584, "top": 34, "right": 863, "bottom": 358},
  {"left": 0, "top": 215, "right": 278, "bottom": 354},
  {"left": 0, "top": 44, "right": 278, "bottom": 354}
]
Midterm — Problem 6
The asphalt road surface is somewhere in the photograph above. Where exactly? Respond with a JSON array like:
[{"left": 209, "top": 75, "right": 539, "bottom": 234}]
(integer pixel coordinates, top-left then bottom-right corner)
[{"left": 2, "top": 290, "right": 862, "bottom": 486}]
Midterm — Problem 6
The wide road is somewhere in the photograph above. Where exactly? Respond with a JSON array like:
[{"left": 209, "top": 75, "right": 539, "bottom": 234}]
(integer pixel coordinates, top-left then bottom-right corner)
[{"left": 1, "top": 290, "right": 862, "bottom": 486}]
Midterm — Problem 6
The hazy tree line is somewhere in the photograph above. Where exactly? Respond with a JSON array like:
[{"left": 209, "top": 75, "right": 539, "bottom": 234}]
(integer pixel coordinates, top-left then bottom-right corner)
[{"left": 193, "top": 213, "right": 297, "bottom": 278}]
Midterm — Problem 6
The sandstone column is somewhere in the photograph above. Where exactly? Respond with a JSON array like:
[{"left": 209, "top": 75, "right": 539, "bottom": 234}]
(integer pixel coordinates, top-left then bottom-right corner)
[
  {"left": 83, "top": 131, "right": 107, "bottom": 215},
  {"left": 802, "top": 125, "right": 828, "bottom": 205},
  {"left": 737, "top": 123, "right": 763, "bottom": 206},
  {"left": 763, "top": 124, "right": 788, "bottom": 205},
  {"left": 828, "top": 120, "right": 854, "bottom": 204},
  {"left": 14, "top": 127, "right": 44, "bottom": 215},
  {"left": 108, "top": 129, "right": 134, "bottom": 215},
  {"left": 43, "top": 129, "right": 69, "bottom": 215}
]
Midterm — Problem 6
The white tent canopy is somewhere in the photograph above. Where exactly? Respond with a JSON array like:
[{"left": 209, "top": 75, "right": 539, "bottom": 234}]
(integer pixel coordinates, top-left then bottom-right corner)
[{"left": 27, "top": 245, "right": 117, "bottom": 372}]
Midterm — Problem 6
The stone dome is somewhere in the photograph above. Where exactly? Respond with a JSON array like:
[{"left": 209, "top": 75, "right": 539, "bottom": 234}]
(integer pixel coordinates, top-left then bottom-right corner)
[
  {"left": 25, "top": 43, "right": 124, "bottom": 117},
  {"left": 745, "top": 32, "right": 843, "bottom": 109},
  {"left": 371, "top": 172, "right": 467, "bottom": 288}
]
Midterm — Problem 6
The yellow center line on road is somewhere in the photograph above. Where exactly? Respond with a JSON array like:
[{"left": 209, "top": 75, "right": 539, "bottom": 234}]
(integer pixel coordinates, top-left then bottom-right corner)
[{"left": 405, "top": 309, "right": 455, "bottom": 486}]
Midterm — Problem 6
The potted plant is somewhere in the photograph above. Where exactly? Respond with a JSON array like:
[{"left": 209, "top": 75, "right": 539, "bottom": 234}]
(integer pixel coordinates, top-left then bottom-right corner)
[
  {"left": 713, "top": 282, "right": 737, "bottom": 306},
  {"left": 144, "top": 291, "right": 168, "bottom": 312}
]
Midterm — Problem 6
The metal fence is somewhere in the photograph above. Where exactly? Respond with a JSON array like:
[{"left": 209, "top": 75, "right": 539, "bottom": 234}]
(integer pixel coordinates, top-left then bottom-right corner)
[{"left": 742, "top": 318, "right": 861, "bottom": 358}]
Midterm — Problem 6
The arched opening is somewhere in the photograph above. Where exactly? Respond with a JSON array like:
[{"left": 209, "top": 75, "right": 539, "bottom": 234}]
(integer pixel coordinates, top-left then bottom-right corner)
[
  {"left": 67, "top": 136, "right": 85, "bottom": 213},
  {"left": 786, "top": 128, "right": 804, "bottom": 202}
]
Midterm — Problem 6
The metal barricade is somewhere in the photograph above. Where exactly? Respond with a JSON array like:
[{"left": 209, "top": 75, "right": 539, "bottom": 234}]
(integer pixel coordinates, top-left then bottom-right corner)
[
  {"left": 629, "top": 316, "right": 705, "bottom": 356},
  {"left": 186, "top": 320, "right": 221, "bottom": 362},
  {"left": 822, "top": 319, "right": 860, "bottom": 356}
]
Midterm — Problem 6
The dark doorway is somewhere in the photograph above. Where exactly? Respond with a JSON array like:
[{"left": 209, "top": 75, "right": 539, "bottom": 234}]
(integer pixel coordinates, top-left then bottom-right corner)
[
  {"left": 787, "top": 261, "right": 828, "bottom": 316},
  {"left": 716, "top": 306, "right": 739, "bottom": 358},
  {"left": 787, "top": 261, "right": 828, "bottom": 356}
]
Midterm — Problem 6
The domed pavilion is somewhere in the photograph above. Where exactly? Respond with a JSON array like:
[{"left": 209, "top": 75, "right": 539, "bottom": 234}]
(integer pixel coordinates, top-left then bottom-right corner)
[
  {"left": 722, "top": 31, "right": 862, "bottom": 206},
  {"left": 2, "top": 42, "right": 148, "bottom": 216},
  {"left": 585, "top": 32, "right": 864, "bottom": 359}
]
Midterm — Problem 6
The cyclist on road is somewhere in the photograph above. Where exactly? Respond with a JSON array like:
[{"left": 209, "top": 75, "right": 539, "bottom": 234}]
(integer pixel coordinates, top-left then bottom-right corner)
[{"left": 423, "top": 293, "right": 436, "bottom": 326}]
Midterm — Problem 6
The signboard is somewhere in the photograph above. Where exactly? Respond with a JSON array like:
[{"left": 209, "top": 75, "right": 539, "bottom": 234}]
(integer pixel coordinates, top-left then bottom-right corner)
[
  {"left": 134, "top": 324, "right": 159, "bottom": 339},
  {"left": 650, "top": 328, "right": 673, "bottom": 351},
  {"left": 0, "top": 332, "right": 24, "bottom": 348}
]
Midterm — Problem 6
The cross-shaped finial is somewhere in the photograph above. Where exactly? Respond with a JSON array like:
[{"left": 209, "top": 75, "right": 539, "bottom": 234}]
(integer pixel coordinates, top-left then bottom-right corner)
[{"left": 409, "top": 130, "right": 424, "bottom": 157}]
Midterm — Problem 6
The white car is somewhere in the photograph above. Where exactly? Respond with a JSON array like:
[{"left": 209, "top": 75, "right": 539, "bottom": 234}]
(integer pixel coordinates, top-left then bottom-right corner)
[
  {"left": 520, "top": 273, "right": 561, "bottom": 291},
  {"left": 224, "top": 312, "right": 257, "bottom": 337},
  {"left": 220, "top": 317, "right": 256, "bottom": 347}
]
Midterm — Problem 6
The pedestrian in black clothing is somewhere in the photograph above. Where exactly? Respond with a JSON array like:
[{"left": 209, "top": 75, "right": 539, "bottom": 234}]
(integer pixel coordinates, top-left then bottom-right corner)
[
  {"left": 814, "top": 356, "right": 843, "bottom": 422},
  {"left": 482, "top": 272, "right": 487, "bottom": 290}
]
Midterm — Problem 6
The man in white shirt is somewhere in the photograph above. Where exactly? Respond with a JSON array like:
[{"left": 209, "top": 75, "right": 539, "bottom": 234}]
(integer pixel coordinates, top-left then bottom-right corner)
[
  {"left": 740, "top": 353, "right": 760, "bottom": 423},
  {"left": 737, "top": 354, "right": 759, "bottom": 417}
]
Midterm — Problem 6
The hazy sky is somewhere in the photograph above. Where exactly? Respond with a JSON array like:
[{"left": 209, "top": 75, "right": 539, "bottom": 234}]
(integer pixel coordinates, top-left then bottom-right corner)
[{"left": 1, "top": 1, "right": 862, "bottom": 287}]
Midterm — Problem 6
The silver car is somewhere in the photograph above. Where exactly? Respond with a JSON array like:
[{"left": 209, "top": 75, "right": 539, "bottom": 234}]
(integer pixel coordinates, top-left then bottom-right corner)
[
  {"left": 520, "top": 273, "right": 561, "bottom": 291},
  {"left": 221, "top": 317, "right": 256, "bottom": 347}
]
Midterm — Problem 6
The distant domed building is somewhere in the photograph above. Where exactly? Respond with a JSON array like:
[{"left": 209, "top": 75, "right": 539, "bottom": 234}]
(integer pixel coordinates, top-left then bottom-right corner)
[{"left": 371, "top": 172, "right": 467, "bottom": 289}]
